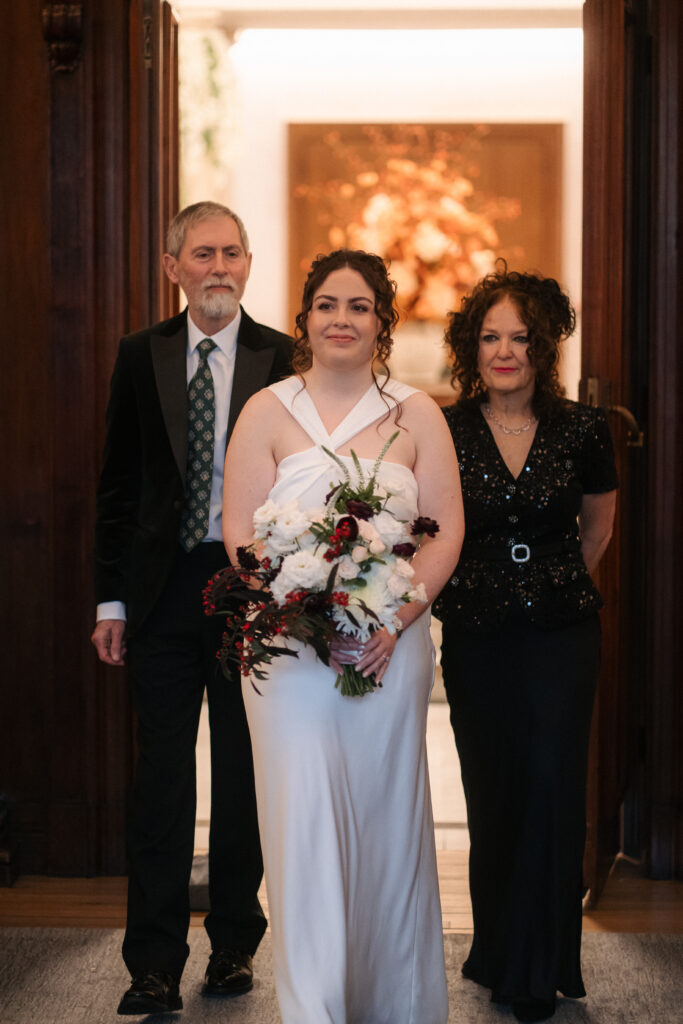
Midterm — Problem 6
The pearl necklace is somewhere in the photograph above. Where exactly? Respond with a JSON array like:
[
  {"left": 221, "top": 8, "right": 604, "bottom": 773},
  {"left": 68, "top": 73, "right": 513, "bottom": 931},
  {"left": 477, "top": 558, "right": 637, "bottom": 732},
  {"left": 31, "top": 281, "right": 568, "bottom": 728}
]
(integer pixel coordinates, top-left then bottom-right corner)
[{"left": 483, "top": 403, "right": 537, "bottom": 436}]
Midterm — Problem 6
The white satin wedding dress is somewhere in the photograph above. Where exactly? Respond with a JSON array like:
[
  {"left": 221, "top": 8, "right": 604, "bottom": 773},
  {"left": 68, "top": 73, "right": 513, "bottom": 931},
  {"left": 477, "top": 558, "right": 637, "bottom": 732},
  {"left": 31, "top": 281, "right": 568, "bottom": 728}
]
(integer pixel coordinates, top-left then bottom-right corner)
[{"left": 243, "top": 376, "right": 448, "bottom": 1024}]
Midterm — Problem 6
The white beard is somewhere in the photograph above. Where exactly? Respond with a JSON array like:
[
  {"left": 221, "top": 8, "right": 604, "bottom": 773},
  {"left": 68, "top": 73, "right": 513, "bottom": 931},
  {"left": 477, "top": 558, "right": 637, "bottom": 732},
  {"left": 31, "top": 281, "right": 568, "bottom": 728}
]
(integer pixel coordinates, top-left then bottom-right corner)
[{"left": 198, "top": 287, "right": 239, "bottom": 322}]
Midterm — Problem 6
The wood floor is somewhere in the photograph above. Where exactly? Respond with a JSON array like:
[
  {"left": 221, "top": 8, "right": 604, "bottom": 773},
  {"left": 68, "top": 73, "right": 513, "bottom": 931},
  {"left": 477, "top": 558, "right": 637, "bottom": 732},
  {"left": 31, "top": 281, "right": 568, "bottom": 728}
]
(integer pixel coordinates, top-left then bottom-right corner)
[{"left": 1, "top": 851, "right": 681, "bottom": 934}]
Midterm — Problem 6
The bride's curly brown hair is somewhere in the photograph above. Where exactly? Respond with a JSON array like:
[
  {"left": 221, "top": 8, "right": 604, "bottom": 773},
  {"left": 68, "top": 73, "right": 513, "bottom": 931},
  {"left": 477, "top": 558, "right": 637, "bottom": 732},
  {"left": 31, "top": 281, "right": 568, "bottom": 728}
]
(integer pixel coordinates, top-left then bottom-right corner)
[
  {"left": 445, "top": 261, "right": 575, "bottom": 418},
  {"left": 293, "top": 249, "right": 400, "bottom": 379}
]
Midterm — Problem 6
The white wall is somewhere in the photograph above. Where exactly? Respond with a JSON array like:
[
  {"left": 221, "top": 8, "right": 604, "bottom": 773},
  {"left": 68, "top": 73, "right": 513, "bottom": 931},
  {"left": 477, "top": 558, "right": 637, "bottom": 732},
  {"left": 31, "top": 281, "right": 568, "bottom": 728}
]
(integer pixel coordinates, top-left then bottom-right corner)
[{"left": 181, "top": 26, "right": 583, "bottom": 393}]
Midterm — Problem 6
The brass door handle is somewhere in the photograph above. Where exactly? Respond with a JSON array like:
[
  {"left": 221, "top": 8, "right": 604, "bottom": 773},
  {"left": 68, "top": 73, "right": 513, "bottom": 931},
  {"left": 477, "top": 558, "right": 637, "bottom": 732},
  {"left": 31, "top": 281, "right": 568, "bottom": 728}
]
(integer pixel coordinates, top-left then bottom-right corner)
[{"left": 608, "top": 405, "right": 644, "bottom": 447}]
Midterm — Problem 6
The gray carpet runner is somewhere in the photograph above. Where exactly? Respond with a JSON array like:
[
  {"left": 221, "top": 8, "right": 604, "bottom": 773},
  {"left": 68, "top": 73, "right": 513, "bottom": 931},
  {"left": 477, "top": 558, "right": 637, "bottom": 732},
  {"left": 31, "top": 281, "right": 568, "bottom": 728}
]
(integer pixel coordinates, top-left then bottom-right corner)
[{"left": 0, "top": 929, "right": 681, "bottom": 1022}]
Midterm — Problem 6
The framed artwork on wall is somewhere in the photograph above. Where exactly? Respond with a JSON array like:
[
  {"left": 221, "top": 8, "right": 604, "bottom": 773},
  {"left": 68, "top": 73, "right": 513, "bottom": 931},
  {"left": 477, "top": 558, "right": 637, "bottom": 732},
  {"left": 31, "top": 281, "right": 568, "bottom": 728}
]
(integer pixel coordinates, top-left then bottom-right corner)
[{"left": 288, "top": 123, "right": 563, "bottom": 392}]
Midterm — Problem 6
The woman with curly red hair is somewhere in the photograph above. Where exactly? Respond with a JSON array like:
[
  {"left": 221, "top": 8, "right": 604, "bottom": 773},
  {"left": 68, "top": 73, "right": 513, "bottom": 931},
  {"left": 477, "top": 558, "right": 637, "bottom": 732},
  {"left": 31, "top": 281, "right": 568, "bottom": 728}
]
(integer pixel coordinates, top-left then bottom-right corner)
[{"left": 435, "top": 264, "right": 618, "bottom": 1022}]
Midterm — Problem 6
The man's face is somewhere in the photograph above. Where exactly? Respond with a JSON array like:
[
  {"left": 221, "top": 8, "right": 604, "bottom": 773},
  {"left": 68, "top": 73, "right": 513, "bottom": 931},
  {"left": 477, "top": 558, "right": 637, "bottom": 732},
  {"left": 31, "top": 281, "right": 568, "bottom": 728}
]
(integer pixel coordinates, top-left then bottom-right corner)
[{"left": 163, "top": 215, "right": 252, "bottom": 333}]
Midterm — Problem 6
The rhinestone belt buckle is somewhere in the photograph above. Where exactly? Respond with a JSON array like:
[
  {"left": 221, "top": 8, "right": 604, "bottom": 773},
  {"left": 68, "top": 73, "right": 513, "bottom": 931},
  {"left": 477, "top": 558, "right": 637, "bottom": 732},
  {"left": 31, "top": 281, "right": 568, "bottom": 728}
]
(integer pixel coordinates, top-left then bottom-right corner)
[{"left": 511, "top": 543, "right": 531, "bottom": 563}]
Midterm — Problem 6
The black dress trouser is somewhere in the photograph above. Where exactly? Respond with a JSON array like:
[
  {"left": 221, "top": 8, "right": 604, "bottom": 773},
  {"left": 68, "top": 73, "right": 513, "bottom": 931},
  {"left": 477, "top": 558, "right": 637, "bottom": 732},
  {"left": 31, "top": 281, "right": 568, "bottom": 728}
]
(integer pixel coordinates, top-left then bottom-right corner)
[
  {"left": 441, "top": 606, "right": 600, "bottom": 1003},
  {"left": 123, "top": 542, "right": 266, "bottom": 978}
]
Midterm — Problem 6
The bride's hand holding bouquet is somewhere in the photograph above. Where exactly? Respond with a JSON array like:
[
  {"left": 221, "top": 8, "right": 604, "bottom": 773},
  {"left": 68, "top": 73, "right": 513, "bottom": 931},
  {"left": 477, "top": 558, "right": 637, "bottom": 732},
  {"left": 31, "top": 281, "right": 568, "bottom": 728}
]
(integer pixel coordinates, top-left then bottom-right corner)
[{"left": 204, "top": 433, "right": 440, "bottom": 697}]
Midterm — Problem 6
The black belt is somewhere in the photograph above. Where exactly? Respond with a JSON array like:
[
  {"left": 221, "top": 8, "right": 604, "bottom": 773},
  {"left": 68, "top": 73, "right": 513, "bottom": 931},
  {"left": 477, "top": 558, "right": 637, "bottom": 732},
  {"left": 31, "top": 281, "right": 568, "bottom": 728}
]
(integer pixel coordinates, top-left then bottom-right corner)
[{"left": 461, "top": 540, "right": 578, "bottom": 564}]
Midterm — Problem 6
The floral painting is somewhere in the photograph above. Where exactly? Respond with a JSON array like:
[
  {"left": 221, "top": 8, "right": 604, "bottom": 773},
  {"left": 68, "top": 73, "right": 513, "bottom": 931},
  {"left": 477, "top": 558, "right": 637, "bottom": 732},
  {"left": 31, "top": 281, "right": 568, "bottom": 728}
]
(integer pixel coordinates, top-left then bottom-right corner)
[{"left": 288, "top": 124, "right": 562, "bottom": 327}]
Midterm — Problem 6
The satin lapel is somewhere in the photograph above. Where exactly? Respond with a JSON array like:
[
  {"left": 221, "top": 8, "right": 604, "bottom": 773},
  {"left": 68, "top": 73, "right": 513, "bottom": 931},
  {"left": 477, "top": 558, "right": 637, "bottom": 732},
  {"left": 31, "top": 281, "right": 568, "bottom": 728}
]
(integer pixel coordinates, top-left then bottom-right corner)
[
  {"left": 151, "top": 323, "right": 188, "bottom": 483},
  {"left": 227, "top": 313, "right": 276, "bottom": 443}
]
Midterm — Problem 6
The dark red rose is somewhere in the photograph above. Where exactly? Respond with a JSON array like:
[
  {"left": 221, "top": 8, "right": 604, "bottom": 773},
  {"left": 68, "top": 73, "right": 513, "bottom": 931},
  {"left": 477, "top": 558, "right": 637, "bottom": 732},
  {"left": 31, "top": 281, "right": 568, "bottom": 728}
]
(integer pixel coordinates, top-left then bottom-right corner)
[
  {"left": 345, "top": 499, "right": 374, "bottom": 520},
  {"left": 411, "top": 516, "right": 440, "bottom": 538},
  {"left": 392, "top": 542, "right": 416, "bottom": 557},
  {"left": 335, "top": 516, "right": 359, "bottom": 540}
]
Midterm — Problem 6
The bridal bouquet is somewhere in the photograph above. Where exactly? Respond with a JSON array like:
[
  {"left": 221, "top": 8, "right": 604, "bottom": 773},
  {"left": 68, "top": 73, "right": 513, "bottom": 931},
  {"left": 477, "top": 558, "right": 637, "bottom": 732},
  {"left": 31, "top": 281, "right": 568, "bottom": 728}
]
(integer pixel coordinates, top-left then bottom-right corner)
[{"left": 203, "top": 433, "right": 439, "bottom": 696}]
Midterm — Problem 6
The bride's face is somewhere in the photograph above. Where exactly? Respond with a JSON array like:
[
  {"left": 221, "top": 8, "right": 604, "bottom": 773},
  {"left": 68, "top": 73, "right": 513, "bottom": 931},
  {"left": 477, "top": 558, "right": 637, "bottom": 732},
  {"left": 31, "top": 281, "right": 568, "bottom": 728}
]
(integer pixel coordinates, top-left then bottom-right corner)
[{"left": 306, "top": 267, "right": 380, "bottom": 372}]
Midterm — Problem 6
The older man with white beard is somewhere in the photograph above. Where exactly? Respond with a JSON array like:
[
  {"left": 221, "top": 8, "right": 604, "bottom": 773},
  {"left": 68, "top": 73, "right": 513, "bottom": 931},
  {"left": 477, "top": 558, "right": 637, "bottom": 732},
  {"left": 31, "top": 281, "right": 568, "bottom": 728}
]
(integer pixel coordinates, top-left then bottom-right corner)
[{"left": 91, "top": 202, "right": 292, "bottom": 1015}]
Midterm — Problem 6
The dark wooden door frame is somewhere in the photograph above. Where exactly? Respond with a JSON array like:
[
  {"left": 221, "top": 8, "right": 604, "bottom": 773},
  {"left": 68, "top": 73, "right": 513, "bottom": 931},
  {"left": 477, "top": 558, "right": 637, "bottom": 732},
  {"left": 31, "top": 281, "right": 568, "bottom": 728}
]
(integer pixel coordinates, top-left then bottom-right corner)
[
  {"left": 0, "top": 0, "right": 178, "bottom": 877},
  {"left": 581, "top": 0, "right": 629, "bottom": 903},
  {"left": 644, "top": 0, "right": 683, "bottom": 879},
  {"left": 581, "top": 0, "right": 683, "bottom": 895}
]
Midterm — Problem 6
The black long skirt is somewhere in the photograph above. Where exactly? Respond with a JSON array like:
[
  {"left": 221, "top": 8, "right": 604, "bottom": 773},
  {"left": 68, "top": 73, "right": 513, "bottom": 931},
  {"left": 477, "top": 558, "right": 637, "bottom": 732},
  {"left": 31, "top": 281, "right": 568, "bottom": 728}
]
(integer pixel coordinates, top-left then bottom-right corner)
[{"left": 440, "top": 606, "right": 601, "bottom": 1004}]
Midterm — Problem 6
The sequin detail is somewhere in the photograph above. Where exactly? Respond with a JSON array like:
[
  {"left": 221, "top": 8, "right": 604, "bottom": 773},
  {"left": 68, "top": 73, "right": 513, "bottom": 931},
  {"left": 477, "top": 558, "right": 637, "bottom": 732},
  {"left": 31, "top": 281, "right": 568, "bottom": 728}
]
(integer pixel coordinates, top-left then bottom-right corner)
[{"left": 434, "top": 400, "right": 618, "bottom": 633}]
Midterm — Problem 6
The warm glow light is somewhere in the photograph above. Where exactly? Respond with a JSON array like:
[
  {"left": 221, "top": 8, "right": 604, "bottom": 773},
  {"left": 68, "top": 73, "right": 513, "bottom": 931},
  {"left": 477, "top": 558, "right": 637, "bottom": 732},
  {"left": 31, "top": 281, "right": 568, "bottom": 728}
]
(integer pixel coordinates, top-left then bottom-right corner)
[
  {"left": 177, "top": 0, "right": 581, "bottom": 10},
  {"left": 231, "top": 28, "right": 583, "bottom": 69}
]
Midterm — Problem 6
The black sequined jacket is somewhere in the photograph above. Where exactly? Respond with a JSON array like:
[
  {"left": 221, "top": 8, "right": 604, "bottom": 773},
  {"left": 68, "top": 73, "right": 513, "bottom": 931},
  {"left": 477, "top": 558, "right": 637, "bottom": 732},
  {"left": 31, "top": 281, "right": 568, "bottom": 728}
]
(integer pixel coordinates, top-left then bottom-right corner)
[{"left": 434, "top": 399, "right": 618, "bottom": 633}]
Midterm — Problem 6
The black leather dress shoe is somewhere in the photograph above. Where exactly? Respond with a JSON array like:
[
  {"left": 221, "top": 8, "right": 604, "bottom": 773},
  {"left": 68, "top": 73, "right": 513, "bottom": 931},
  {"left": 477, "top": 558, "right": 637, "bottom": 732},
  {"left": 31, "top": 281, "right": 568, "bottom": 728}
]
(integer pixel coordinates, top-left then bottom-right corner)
[
  {"left": 202, "top": 949, "right": 254, "bottom": 996},
  {"left": 117, "top": 971, "right": 182, "bottom": 1015},
  {"left": 512, "top": 996, "right": 556, "bottom": 1022}
]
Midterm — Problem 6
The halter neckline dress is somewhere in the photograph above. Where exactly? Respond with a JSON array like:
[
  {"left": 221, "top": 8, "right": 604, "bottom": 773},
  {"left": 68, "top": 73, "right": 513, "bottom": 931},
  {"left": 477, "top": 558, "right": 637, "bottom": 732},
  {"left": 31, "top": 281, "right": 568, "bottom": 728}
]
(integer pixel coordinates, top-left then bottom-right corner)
[{"left": 242, "top": 376, "right": 448, "bottom": 1024}]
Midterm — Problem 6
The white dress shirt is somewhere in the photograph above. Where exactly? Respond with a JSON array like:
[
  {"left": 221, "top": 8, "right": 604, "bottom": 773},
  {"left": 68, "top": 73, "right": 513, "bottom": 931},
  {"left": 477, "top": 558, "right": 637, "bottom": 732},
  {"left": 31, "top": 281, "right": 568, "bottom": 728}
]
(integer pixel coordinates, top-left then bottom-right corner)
[{"left": 97, "top": 309, "right": 240, "bottom": 623}]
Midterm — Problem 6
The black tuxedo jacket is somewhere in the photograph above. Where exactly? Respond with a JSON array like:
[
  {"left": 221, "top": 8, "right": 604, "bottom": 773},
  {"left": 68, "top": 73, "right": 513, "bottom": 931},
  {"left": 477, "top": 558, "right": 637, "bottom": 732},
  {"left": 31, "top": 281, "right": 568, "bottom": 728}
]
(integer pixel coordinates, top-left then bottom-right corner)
[{"left": 94, "top": 307, "right": 292, "bottom": 635}]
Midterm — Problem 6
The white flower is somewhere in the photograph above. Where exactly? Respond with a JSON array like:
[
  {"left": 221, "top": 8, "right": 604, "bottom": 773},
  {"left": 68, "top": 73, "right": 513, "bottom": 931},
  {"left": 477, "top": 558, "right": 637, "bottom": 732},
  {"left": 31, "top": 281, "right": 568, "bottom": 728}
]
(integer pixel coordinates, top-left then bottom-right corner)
[
  {"left": 357, "top": 519, "right": 379, "bottom": 543},
  {"left": 408, "top": 582, "right": 428, "bottom": 603},
  {"left": 272, "top": 501, "right": 313, "bottom": 542},
  {"left": 379, "top": 473, "right": 408, "bottom": 499},
  {"left": 265, "top": 537, "right": 309, "bottom": 564},
  {"left": 393, "top": 557, "right": 414, "bottom": 579},
  {"left": 337, "top": 556, "right": 361, "bottom": 581},
  {"left": 369, "top": 538, "right": 386, "bottom": 555},
  {"left": 332, "top": 563, "right": 398, "bottom": 639},
  {"left": 351, "top": 545, "right": 367, "bottom": 563},
  {"left": 386, "top": 573, "right": 410, "bottom": 598},
  {"left": 253, "top": 498, "right": 281, "bottom": 537},
  {"left": 373, "top": 511, "right": 408, "bottom": 548},
  {"left": 270, "top": 550, "right": 328, "bottom": 605}
]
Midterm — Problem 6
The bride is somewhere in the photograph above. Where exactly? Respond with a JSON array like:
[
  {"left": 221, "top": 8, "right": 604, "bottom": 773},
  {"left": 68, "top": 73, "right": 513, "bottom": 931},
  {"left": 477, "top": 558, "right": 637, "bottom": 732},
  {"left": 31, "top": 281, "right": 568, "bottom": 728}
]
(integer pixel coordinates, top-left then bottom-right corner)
[{"left": 223, "top": 249, "right": 464, "bottom": 1024}]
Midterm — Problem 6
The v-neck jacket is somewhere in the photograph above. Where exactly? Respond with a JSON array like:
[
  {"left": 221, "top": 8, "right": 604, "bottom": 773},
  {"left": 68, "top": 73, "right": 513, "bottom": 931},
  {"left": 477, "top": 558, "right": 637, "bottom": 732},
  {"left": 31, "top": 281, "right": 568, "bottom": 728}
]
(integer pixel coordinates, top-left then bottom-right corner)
[{"left": 434, "top": 398, "right": 618, "bottom": 632}]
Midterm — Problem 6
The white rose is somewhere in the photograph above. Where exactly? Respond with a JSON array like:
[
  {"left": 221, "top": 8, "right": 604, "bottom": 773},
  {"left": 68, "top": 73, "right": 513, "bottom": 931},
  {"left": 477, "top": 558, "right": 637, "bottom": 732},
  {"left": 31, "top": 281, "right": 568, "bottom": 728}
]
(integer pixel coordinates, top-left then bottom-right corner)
[
  {"left": 379, "top": 474, "right": 408, "bottom": 499},
  {"left": 372, "top": 511, "right": 407, "bottom": 548},
  {"left": 408, "top": 582, "right": 428, "bottom": 603},
  {"left": 270, "top": 550, "right": 328, "bottom": 605},
  {"left": 392, "top": 557, "right": 415, "bottom": 579},
  {"left": 369, "top": 538, "right": 386, "bottom": 555},
  {"left": 351, "top": 545, "right": 367, "bottom": 563},
  {"left": 337, "top": 556, "right": 361, "bottom": 581}
]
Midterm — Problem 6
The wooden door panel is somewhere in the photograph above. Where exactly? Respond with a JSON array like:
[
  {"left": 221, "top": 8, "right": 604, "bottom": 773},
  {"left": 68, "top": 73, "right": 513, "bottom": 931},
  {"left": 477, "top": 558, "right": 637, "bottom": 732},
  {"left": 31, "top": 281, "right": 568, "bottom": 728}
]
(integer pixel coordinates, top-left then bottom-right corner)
[
  {"left": 581, "top": 0, "right": 628, "bottom": 903},
  {"left": 582, "top": 0, "right": 683, "bottom": 893}
]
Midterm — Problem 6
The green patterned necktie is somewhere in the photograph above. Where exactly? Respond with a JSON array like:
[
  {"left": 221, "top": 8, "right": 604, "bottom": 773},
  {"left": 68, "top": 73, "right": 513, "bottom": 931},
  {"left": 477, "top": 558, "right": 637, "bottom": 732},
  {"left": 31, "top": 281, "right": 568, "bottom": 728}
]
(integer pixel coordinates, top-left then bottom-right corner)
[{"left": 179, "top": 338, "right": 217, "bottom": 552}]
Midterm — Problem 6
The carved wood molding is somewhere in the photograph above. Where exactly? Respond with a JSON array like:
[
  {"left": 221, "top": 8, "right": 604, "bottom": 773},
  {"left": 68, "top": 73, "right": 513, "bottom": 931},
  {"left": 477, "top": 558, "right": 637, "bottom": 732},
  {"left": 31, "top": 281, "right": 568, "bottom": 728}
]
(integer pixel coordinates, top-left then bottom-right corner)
[{"left": 41, "top": 3, "right": 83, "bottom": 72}]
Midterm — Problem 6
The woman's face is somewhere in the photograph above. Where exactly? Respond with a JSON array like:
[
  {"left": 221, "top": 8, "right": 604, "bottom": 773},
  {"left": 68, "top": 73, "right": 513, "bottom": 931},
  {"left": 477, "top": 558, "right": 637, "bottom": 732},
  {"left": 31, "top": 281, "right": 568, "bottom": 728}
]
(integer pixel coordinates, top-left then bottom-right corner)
[
  {"left": 306, "top": 267, "right": 380, "bottom": 372},
  {"left": 477, "top": 296, "right": 536, "bottom": 399}
]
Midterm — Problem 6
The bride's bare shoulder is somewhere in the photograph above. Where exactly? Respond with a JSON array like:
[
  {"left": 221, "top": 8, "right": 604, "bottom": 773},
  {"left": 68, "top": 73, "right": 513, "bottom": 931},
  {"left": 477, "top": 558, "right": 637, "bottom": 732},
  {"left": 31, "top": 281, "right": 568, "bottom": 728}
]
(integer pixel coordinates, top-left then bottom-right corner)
[
  {"left": 231, "top": 387, "right": 293, "bottom": 444},
  {"left": 399, "top": 389, "right": 445, "bottom": 421},
  {"left": 239, "top": 386, "right": 287, "bottom": 418}
]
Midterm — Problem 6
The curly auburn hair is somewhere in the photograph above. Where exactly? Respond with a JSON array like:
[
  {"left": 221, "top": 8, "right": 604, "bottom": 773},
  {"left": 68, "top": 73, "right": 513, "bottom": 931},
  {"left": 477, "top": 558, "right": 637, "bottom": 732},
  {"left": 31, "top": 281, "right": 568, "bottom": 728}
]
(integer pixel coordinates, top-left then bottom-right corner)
[
  {"left": 292, "top": 249, "right": 399, "bottom": 377},
  {"left": 444, "top": 261, "right": 576, "bottom": 417}
]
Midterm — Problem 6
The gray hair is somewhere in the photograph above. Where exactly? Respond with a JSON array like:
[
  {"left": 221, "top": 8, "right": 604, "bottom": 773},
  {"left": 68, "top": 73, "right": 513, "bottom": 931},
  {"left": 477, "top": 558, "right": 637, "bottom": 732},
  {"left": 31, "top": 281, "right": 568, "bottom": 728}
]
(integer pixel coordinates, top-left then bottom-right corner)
[{"left": 166, "top": 201, "right": 250, "bottom": 258}]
